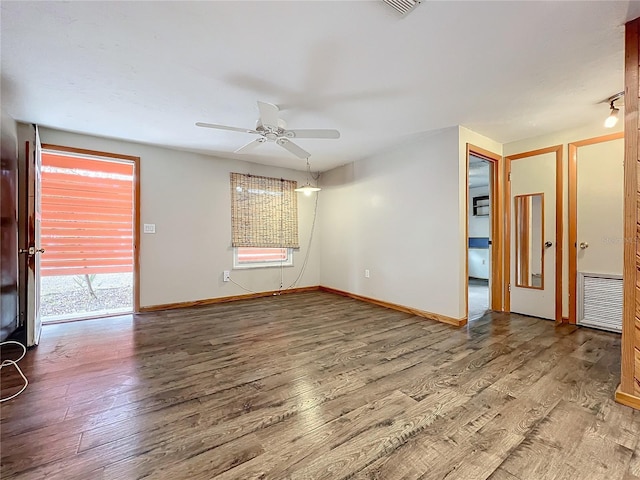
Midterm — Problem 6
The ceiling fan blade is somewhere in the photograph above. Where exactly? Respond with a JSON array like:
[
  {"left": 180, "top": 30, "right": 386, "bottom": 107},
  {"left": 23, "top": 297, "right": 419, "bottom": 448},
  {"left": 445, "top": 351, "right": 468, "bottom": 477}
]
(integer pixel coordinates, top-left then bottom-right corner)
[
  {"left": 284, "top": 129, "right": 340, "bottom": 139},
  {"left": 234, "top": 138, "right": 266, "bottom": 154},
  {"left": 257, "top": 101, "right": 280, "bottom": 128},
  {"left": 196, "top": 122, "right": 258, "bottom": 135},
  {"left": 276, "top": 138, "right": 310, "bottom": 159}
]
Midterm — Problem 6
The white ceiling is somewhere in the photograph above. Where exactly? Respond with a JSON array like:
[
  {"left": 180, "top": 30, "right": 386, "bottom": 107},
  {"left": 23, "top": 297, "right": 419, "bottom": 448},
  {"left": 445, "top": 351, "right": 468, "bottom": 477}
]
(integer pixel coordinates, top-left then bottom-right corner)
[{"left": 1, "top": 1, "right": 638, "bottom": 172}]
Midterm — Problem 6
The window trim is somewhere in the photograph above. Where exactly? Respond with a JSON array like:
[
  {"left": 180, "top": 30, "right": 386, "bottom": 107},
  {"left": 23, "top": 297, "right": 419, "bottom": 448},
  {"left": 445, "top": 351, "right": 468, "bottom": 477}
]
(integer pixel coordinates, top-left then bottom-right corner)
[{"left": 232, "top": 247, "right": 294, "bottom": 269}]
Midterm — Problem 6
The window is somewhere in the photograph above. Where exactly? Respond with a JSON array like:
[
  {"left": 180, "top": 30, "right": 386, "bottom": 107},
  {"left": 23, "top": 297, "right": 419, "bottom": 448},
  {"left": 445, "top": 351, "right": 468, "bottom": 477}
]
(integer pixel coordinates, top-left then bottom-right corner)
[
  {"left": 230, "top": 173, "right": 299, "bottom": 269},
  {"left": 233, "top": 247, "right": 293, "bottom": 269},
  {"left": 230, "top": 173, "right": 299, "bottom": 248}
]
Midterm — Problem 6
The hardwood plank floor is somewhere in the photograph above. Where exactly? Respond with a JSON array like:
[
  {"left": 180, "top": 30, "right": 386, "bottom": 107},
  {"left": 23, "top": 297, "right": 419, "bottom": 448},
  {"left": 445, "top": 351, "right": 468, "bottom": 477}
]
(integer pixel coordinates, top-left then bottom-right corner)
[{"left": 1, "top": 291, "right": 639, "bottom": 479}]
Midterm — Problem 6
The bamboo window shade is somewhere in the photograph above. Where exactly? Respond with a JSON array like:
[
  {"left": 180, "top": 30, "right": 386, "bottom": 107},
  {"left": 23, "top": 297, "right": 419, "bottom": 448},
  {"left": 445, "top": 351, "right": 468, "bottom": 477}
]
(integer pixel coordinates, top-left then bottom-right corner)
[{"left": 230, "top": 173, "right": 299, "bottom": 248}]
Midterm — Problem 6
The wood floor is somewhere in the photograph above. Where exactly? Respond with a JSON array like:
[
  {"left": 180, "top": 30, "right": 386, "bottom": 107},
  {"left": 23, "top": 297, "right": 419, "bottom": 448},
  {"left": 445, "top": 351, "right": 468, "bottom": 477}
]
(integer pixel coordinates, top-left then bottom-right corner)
[{"left": 1, "top": 291, "right": 639, "bottom": 479}]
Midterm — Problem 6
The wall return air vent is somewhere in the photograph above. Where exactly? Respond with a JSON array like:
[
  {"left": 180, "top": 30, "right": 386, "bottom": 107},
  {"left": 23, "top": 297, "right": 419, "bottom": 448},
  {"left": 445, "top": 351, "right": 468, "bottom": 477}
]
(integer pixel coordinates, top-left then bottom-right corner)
[
  {"left": 578, "top": 272, "right": 623, "bottom": 333},
  {"left": 383, "top": 0, "right": 421, "bottom": 16}
]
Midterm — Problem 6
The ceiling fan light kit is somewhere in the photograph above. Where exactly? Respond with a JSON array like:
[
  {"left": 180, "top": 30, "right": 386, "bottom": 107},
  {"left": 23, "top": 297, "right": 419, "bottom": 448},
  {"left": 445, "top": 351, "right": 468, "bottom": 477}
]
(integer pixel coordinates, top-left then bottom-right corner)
[
  {"left": 294, "top": 159, "right": 321, "bottom": 196},
  {"left": 197, "top": 101, "right": 340, "bottom": 160},
  {"left": 294, "top": 183, "right": 322, "bottom": 196}
]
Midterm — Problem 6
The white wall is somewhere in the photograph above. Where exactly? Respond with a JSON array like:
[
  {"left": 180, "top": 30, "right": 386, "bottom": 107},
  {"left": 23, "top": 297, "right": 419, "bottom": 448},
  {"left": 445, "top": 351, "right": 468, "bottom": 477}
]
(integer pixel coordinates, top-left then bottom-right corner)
[
  {"left": 319, "top": 127, "right": 463, "bottom": 319},
  {"left": 37, "top": 127, "right": 321, "bottom": 308},
  {"left": 504, "top": 121, "right": 624, "bottom": 318},
  {"left": 319, "top": 126, "right": 504, "bottom": 321},
  {"left": 1, "top": 112, "right": 18, "bottom": 160}
]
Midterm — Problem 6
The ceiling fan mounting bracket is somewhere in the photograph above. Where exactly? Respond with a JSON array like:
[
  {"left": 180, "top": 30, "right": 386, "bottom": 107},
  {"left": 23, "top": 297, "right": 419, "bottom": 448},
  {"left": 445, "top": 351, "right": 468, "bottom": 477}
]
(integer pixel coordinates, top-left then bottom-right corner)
[
  {"left": 256, "top": 124, "right": 287, "bottom": 141},
  {"left": 257, "top": 118, "right": 287, "bottom": 131}
]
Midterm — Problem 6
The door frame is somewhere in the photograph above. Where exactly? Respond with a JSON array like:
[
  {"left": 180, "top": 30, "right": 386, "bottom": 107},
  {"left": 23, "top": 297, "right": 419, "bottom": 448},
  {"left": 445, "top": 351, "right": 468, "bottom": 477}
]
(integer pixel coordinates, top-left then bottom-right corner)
[
  {"left": 41, "top": 144, "right": 141, "bottom": 314},
  {"left": 465, "top": 143, "right": 504, "bottom": 317},
  {"left": 22, "top": 128, "right": 43, "bottom": 346},
  {"left": 568, "top": 132, "right": 624, "bottom": 324},
  {"left": 505, "top": 145, "right": 563, "bottom": 323}
]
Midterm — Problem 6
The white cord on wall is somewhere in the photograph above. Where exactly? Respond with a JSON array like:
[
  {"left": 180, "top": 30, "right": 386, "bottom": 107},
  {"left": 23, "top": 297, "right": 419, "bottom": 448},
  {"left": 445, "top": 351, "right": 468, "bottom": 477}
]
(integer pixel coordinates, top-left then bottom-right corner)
[
  {"left": 229, "top": 277, "right": 258, "bottom": 294},
  {"left": 285, "top": 191, "right": 319, "bottom": 290},
  {"left": 0, "top": 341, "right": 28, "bottom": 403}
]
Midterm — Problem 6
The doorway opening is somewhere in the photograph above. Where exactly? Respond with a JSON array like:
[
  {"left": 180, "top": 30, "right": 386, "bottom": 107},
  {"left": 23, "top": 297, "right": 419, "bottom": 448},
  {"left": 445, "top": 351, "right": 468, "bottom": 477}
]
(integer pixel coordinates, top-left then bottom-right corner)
[
  {"left": 39, "top": 146, "right": 139, "bottom": 323},
  {"left": 466, "top": 144, "right": 503, "bottom": 322},
  {"left": 468, "top": 155, "right": 492, "bottom": 320}
]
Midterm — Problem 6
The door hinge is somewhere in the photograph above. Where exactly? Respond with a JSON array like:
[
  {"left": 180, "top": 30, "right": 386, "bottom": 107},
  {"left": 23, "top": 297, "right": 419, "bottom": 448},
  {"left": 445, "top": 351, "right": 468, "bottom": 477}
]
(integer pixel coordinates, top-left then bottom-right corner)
[
  {"left": 508, "top": 283, "right": 511, "bottom": 292},
  {"left": 508, "top": 172, "right": 511, "bottom": 181}
]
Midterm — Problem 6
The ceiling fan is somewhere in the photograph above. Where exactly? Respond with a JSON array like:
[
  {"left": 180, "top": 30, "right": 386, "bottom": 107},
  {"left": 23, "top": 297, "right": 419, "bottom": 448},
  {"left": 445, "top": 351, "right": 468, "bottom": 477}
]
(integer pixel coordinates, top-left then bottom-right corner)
[{"left": 196, "top": 101, "right": 340, "bottom": 159}]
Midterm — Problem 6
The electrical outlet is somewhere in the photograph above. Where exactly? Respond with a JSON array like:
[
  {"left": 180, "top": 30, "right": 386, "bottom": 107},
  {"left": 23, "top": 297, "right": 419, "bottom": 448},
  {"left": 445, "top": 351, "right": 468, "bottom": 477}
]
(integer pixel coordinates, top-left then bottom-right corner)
[
  {"left": 365, "top": 269, "right": 370, "bottom": 278},
  {"left": 223, "top": 270, "right": 230, "bottom": 282},
  {"left": 143, "top": 223, "right": 156, "bottom": 234}
]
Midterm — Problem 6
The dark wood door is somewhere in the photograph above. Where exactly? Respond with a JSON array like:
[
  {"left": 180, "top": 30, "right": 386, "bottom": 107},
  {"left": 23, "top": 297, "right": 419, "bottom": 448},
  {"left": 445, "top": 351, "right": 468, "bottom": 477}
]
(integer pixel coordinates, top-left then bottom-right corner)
[{"left": 0, "top": 121, "right": 19, "bottom": 341}]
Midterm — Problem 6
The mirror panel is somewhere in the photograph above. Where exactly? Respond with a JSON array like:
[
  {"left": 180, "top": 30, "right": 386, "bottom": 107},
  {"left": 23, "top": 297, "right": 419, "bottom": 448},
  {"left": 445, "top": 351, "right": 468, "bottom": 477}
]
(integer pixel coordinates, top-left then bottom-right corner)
[{"left": 515, "top": 193, "right": 544, "bottom": 289}]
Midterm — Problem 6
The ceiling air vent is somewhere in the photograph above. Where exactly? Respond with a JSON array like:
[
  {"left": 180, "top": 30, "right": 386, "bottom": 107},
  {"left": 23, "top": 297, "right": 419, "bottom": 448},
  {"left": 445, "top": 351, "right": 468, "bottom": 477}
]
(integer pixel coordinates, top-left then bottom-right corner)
[{"left": 383, "top": 0, "right": 421, "bottom": 15}]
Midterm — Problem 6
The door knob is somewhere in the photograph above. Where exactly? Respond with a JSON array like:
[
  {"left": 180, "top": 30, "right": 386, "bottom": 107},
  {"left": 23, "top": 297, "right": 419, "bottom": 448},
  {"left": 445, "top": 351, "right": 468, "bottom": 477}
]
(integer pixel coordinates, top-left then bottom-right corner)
[
  {"left": 17, "top": 247, "right": 44, "bottom": 256},
  {"left": 544, "top": 241, "right": 553, "bottom": 248},
  {"left": 579, "top": 242, "right": 589, "bottom": 249}
]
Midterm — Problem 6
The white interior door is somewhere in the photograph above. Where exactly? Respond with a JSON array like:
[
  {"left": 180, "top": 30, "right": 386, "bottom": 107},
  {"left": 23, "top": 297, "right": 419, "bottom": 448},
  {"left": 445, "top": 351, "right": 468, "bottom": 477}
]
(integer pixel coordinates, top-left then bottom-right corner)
[
  {"left": 576, "top": 138, "right": 624, "bottom": 326},
  {"left": 26, "top": 126, "right": 43, "bottom": 346},
  {"left": 510, "top": 152, "right": 556, "bottom": 320},
  {"left": 576, "top": 139, "right": 624, "bottom": 276}
]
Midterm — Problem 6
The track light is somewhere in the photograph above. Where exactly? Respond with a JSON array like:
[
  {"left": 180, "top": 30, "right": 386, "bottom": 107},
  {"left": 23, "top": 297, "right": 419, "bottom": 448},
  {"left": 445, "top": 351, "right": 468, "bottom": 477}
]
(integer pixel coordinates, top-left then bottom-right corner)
[
  {"left": 604, "top": 100, "right": 619, "bottom": 128},
  {"left": 603, "top": 92, "right": 623, "bottom": 129},
  {"left": 295, "top": 159, "right": 321, "bottom": 195}
]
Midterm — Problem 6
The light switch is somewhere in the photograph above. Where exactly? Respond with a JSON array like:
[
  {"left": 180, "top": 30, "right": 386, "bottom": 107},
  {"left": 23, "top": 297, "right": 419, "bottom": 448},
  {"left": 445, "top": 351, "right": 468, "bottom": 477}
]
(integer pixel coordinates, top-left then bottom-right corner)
[{"left": 143, "top": 224, "right": 156, "bottom": 234}]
